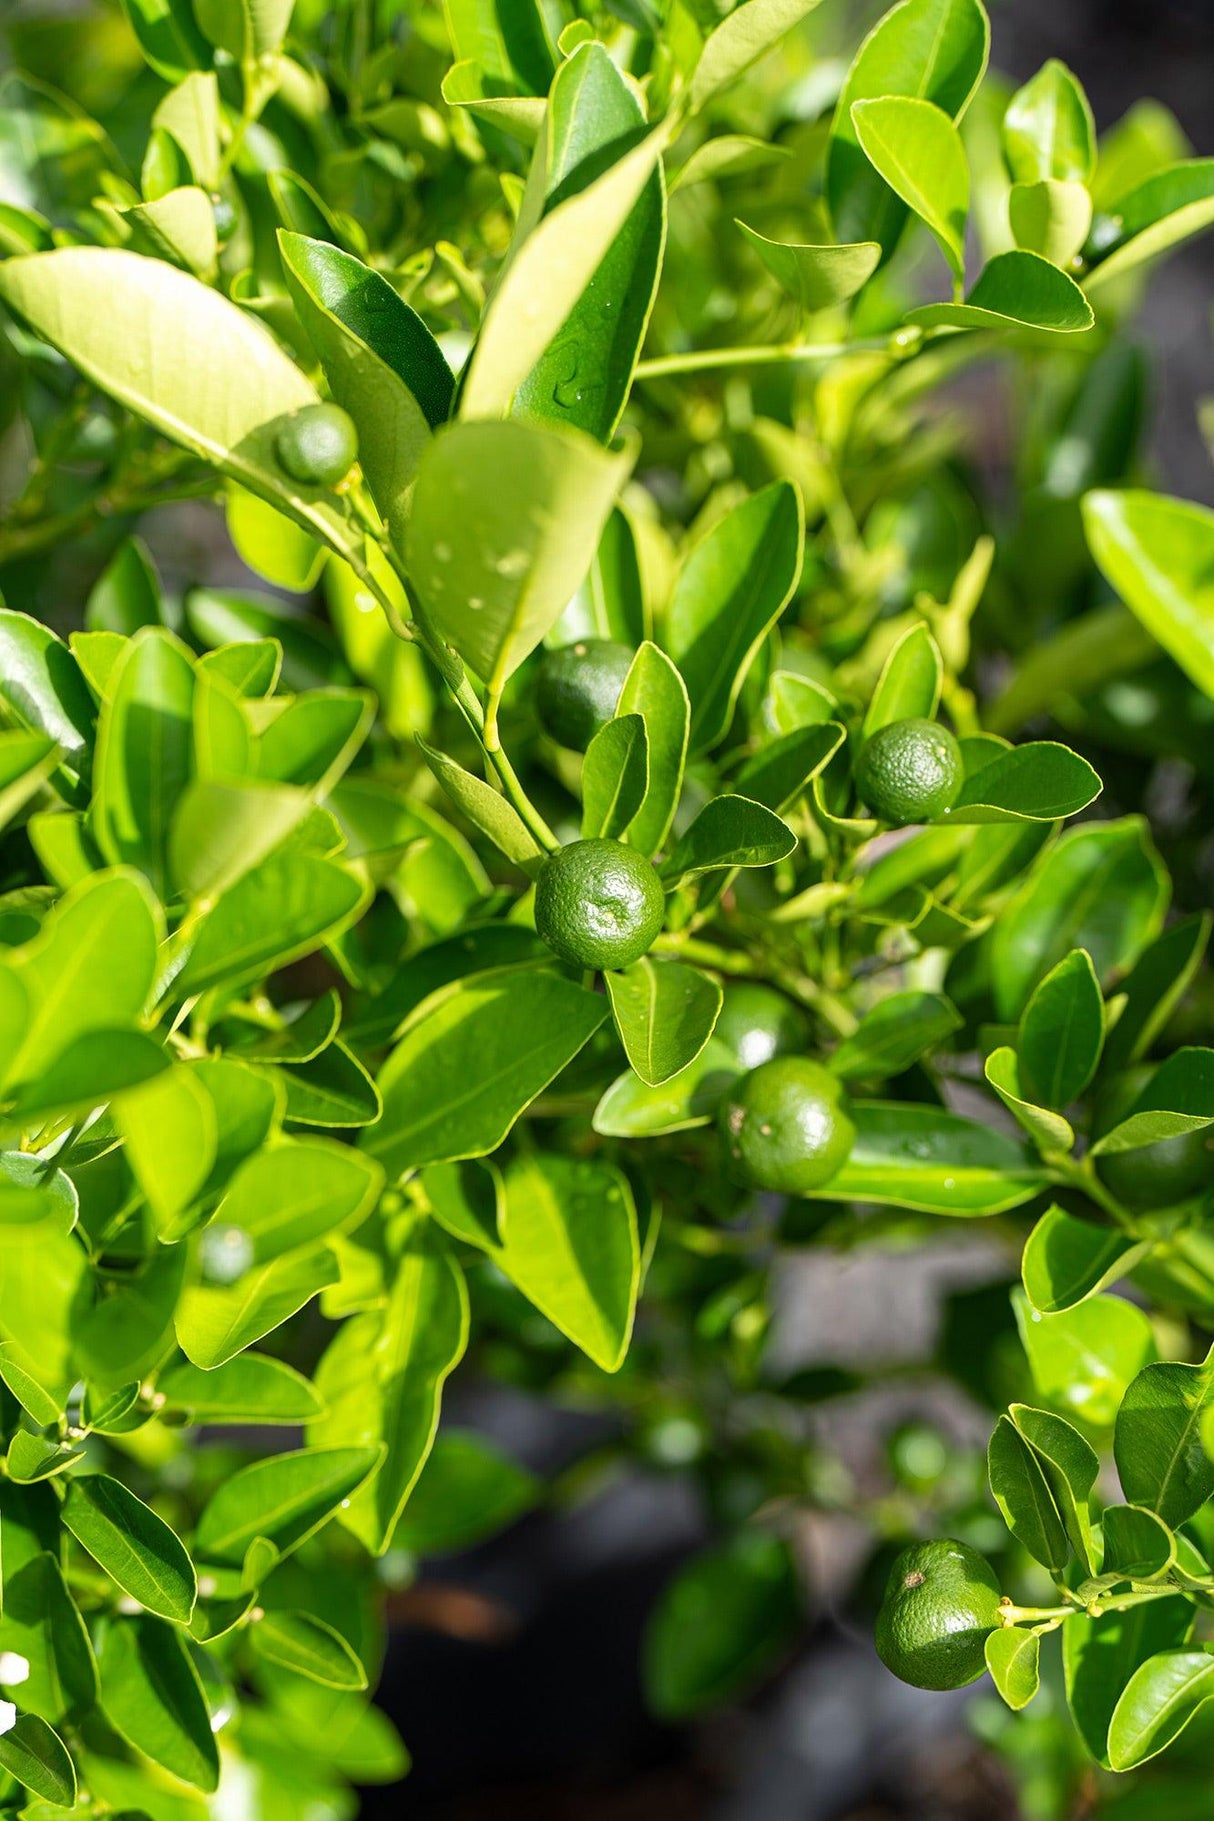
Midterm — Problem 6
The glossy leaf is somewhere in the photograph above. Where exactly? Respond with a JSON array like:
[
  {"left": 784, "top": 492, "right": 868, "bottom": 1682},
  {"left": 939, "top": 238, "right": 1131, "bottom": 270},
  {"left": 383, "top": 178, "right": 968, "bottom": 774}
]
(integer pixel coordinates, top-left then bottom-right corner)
[
  {"left": 214, "top": 1139, "right": 383, "bottom": 1266},
  {"left": 251, "top": 1612, "right": 368, "bottom": 1690},
  {"left": 909, "top": 249, "right": 1094, "bottom": 334},
  {"left": 830, "top": 991, "right": 961, "bottom": 1083},
  {"left": 582, "top": 713, "right": 649, "bottom": 841},
  {"left": 988, "top": 1414, "right": 1069, "bottom": 1571},
  {"left": 806, "top": 1102, "right": 1044, "bottom": 1215},
  {"left": 861, "top": 622, "right": 942, "bottom": 740},
  {"left": 1018, "top": 949, "right": 1104, "bottom": 1108},
  {"left": 984, "top": 1047, "right": 1075, "bottom": 1154},
  {"left": 158, "top": 1354, "right": 325, "bottom": 1425},
  {"left": 177, "top": 853, "right": 369, "bottom": 994},
  {"left": 606, "top": 959, "right": 722, "bottom": 1088},
  {"left": 195, "top": 1446, "right": 383, "bottom": 1566},
  {"left": 1102, "top": 913, "right": 1210, "bottom": 1077},
  {"left": 1010, "top": 1403, "right": 1100, "bottom": 1574},
  {"left": 417, "top": 737, "right": 542, "bottom": 869},
  {"left": 734, "top": 225, "right": 880, "bottom": 311},
  {"left": 665, "top": 482, "right": 803, "bottom": 753},
  {"left": 1114, "top": 1358, "right": 1214, "bottom": 1528},
  {"left": 0, "top": 609, "right": 96, "bottom": 805},
  {"left": 1102, "top": 1504, "right": 1176, "bottom": 1581},
  {"left": 1003, "top": 60, "right": 1096, "bottom": 184},
  {"left": 617, "top": 641, "right": 690, "bottom": 856},
  {"left": 0, "top": 1715, "right": 76, "bottom": 1808},
  {"left": 1108, "top": 1650, "right": 1214, "bottom": 1770},
  {"left": 1064, "top": 1596, "right": 1194, "bottom": 1768},
  {"left": 1022, "top": 1206, "right": 1146, "bottom": 1313},
  {"left": 0, "top": 1553, "right": 97, "bottom": 1723},
  {"left": 61, "top": 1476, "right": 196, "bottom": 1623},
  {"left": 1086, "top": 159, "right": 1214, "bottom": 290},
  {"left": 1083, "top": 490, "right": 1214, "bottom": 697},
  {"left": 985, "top": 1626, "right": 1040, "bottom": 1711},
  {"left": 660, "top": 795, "right": 796, "bottom": 886},
  {"left": 946, "top": 741, "right": 1101, "bottom": 823},
  {"left": 852, "top": 97, "right": 968, "bottom": 276},
  {"left": 99, "top": 1615, "right": 218, "bottom": 1791},
  {"left": 1015, "top": 1291, "right": 1156, "bottom": 1430},
  {"left": 175, "top": 1246, "right": 339, "bottom": 1369}
]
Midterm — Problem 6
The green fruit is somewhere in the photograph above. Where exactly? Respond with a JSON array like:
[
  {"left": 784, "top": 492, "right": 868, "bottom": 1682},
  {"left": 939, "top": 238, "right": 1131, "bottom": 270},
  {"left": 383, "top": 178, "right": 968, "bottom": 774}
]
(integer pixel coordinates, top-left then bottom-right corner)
[
  {"left": 1095, "top": 1068, "right": 1214, "bottom": 1211},
  {"left": 714, "top": 982, "right": 810, "bottom": 1072},
  {"left": 534, "top": 838, "right": 666, "bottom": 971},
  {"left": 718, "top": 1056, "right": 854, "bottom": 1194},
  {"left": 875, "top": 1539, "right": 1002, "bottom": 1691},
  {"left": 274, "top": 403, "right": 359, "bottom": 486},
  {"left": 855, "top": 717, "right": 964, "bottom": 826},
  {"left": 535, "top": 639, "right": 633, "bottom": 752}
]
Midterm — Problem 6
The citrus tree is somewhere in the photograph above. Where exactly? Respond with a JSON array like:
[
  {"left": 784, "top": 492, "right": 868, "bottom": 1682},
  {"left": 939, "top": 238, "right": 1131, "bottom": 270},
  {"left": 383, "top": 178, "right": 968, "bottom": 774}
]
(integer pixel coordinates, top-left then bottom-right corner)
[{"left": 1, "top": 0, "right": 1214, "bottom": 1814}]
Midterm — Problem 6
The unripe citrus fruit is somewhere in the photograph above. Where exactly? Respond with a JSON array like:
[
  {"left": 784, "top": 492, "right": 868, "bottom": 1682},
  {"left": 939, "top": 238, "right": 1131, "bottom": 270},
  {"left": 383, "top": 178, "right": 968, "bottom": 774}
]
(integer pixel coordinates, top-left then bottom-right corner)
[
  {"left": 275, "top": 403, "right": 359, "bottom": 486},
  {"left": 1095, "top": 1067, "right": 1214, "bottom": 1211},
  {"left": 534, "top": 838, "right": 665, "bottom": 971},
  {"left": 535, "top": 639, "right": 633, "bottom": 752},
  {"left": 714, "top": 982, "right": 810, "bottom": 1072},
  {"left": 855, "top": 717, "right": 964, "bottom": 826},
  {"left": 875, "top": 1538, "right": 1002, "bottom": 1690},
  {"left": 718, "top": 1056, "right": 854, "bottom": 1194}
]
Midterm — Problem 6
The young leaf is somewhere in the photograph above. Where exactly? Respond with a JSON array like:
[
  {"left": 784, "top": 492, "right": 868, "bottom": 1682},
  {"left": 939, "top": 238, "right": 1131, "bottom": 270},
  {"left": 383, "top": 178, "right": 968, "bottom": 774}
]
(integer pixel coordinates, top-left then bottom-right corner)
[
  {"left": 406, "top": 420, "right": 628, "bottom": 690},
  {"left": 0, "top": 609, "right": 96, "bottom": 806},
  {"left": 213, "top": 1139, "right": 384, "bottom": 1265},
  {"left": 1083, "top": 490, "right": 1214, "bottom": 697},
  {"left": 364, "top": 966, "right": 609, "bottom": 1179},
  {"left": 7, "top": 1433, "right": 83, "bottom": 1484},
  {"left": 617, "top": 642, "right": 690, "bottom": 856},
  {"left": 852, "top": 97, "right": 969, "bottom": 277},
  {"left": 194, "top": 1445, "right": 383, "bottom": 1565},
  {"left": 1010, "top": 1403, "right": 1100, "bottom": 1574},
  {"left": 734, "top": 225, "right": 880, "bottom": 311},
  {"left": 1008, "top": 179, "right": 1092, "bottom": 266},
  {"left": 1114, "top": 1358, "right": 1214, "bottom": 1528},
  {"left": 665, "top": 482, "right": 803, "bottom": 754},
  {"left": 987, "top": 1414, "right": 1069, "bottom": 1572},
  {"left": 861, "top": 623, "right": 942, "bottom": 740},
  {"left": 1021, "top": 1206, "right": 1146, "bottom": 1313},
  {"left": 660, "top": 795, "right": 797, "bottom": 886},
  {"left": 251, "top": 1612, "right": 368, "bottom": 1690},
  {"left": 61, "top": 1476, "right": 196, "bottom": 1623},
  {"left": 1018, "top": 949, "right": 1104, "bottom": 1108},
  {"left": 99, "top": 1615, "right": 219, "bottom": 1791},
  {"left": 908, "top": 249, "right": 1094, "bottom": 334},
  {"left": 985, "top": 1626, "right": 1040, "bottom": 1711},
  {"left": 605, "top": 959, "right": 723, "bottom": 1088},
  {"left": 1108, "top": 1650, "right": 1214, "bottom": 1770},
  {"left": 1003, "top": 60, "right": 1096, "bottom": 184},
  {"left": 158, "top": 1354, "right": 324, "bottom": 1425},
  {"left": 416, "top": 737, "right": 543, "bottom": 869},
  {"left": 582, "top": 714, "right": 649, "bottom": 841},
  {"left": 174, "top": 1246, "right": 340, "bottom": 1369}
]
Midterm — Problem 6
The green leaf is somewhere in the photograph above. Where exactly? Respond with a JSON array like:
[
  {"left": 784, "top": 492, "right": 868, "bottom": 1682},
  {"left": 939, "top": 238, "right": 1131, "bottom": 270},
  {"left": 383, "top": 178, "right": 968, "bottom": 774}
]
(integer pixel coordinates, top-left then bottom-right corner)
[
  {"left": 827, "top": 0, "right": 989, "bottom": 261},
  {"left": 660, "top": 795, "right": 796, "bottom": 886},
  {"left": 594, "top": 1037, "right": 740, "bottom": 1138},
  {"left": 1022, "top": 1206, "right": 1146, "bottom": 1313},
  {"left": 606, "top": 959, "right": 722, "bottom": 1088},
  {"left": 213, "top": 1139, "right": 383, "bottom": 1266},
  {"left": 1064, "top": 1596, "right": 1194, "bottom": 1768},
  {"left": 0, "top": 1553, "right": 97, "bottom": 1723},
  {"left": 733, "top": 723, "right": 845, "bottom": 813},
  {"left": 309, "top": 1233, "right": 467, "bottom": 1554},
  {"left": 406, "top": 419, "right": 627, "bottom": 691},
  {"left": 420, "top": 1158, "right": 502, "bottom": 1249},
  {"left": 493, "top": 1153, "right": 639, "bottom": 1371},
  {"left": 0, "top": 1715, "right": 76, "bottom": 1808},
  {"left": 985, "top": 1626, "right": 1040, "bottom": 1710},
  {"left": 582, "top": 714, "right": 649, "bottom": 841},
  {"left": 194, "top": 1445, "right": 383, "bottom": 1566},
  {"left": 862, "top": 623, "right": 942, "bottom": 740},
  {"left": 734, "top": 225, "right": 880, "bottom": 311},
  {"left": 61, "top": 1475, "right": 196, "bottom": 1623},
  {"left": 446, "top": 0, "right": 555, "bottom": 95},
  {"left": 642, "top": 1531, "right": 800, "bottom": 1717},
  {"left": 251, "top": 1612, "right": 368, "bottom": 1691},
  {"left": 946, "top": 741, "right": 1101, "bottom": 823},
  {"left": 988, "top": 1414, "right": 1070, "bottom": 1572},
  {"left": 7, "top": 1432, "right": 83, "bottom": 1484},
  {"left": 391, "top": 1430, "right": 539, "bottom": 1555},
  {"left": 274, "top": 1040, "right": 382, "bottom": 1129},
  {"left": 1015, "top": 1290, "right": 1156, "bottom": 1430},
  {"left": 120, "top": 0, "right": 210, "bottom": 82},
  {"left": 460, "top": 117, "right": 672, "bottom": 421},
  {"left": 416, "top": 737, "right": 543, "bottom": 869},
  {"left": 674, "top": 136, "right": 792, "bottom": 192},
  {"left": 1085, "top": 160, "right": 1214, "bottom": 290},
  {"left": 2, "top": 868, "right": 161, "bottom": 1089},
  {"left": 852, "top": 97, "right": 968, "bottom": 277},
  {"left": 117, "top": 1065, "right": 217, "bottom": 1238},
  {"left": 7, "top": 1028, "right": 168, "bottom": 1121},
  {"left": 158, "top": 1354, "right": 324, "bottom": 1425},
  {"left": 908, "top": 249, "right": 1094, "bottom": 334},
  {"left": 280, "top": 234, "right": 453, "bottom": 535},
  {"left": 177, "top": 853, "right": 369, "bottom": 994},
  {"left": 616, "top": 642, "right": 690, "bottom": 856},
  {"left": 1092, "top": 1048, "right": 1214, "bottom": 1155},
  {"left": 1008, "top": 179, "right": 1093, "bottom": 266},
  {"left": 511, "top": 44, "right": 665, "bottom": 445},
  {"left": 1018, "top": 949, "right": 1104, "bottom": 1108},
  {"left": 91, "top": 628, "right": 194, "bottom": 898},
  {"left": 0, "top": 248, "right": 359, "bottom": 559},
  {"left": 364, "top": 965, "right": 609, "bottom": 1179},
  {"left": 169, "top": 779, "right": 313, "bottom": 903},
  {"left": 989, "top": 818, "right": 1168, "bottom": 1019},
  {"left": 665, "top": 482, "right": 803, "bottom": 754},
  {"left": 1010, "top": 1403, "right": 1100, "bottom": 1574},
  {"left": 0, "top": 609, "right": 96, "bottom": 805},
  {"left": 174, "top": 1246, "right": 339, "bottom": 1369},
  {"left": 1102, "top": 913, "right": 1210, "bottom": 1077},
  {"left": 1114, "top": 1358, "right": 1214, "bottom": 1528},
  {"left": 0, "top": 1346, "right": 62, "bottom": 1426},
  {"left": 194, "top": 0, "right": 294, "bottom": 58},
  {"left": 1003, "top": 60, "right": 1096, "bottom": 184},
  {"left": 830, "top": 990, "right": 961, "bottom": 1083},
  {"left": 690, "top": 0, "right": 823, "bottom": 109},
  {"left": 806, "top": 1102, "right": 1044, "bottom": 1215},
  {"left": 1102, "top": 1505, "right": 1176, "bottom": 1581},
  {"left": 1083, "top": 490, "right": 1214, "bottom": 697},
  {"left": 99, "top": 1615, "right": 219, "bottom": 1791},
  {"left": 1108, "top": 1650, "right": 1214, "bottom": 1770}
]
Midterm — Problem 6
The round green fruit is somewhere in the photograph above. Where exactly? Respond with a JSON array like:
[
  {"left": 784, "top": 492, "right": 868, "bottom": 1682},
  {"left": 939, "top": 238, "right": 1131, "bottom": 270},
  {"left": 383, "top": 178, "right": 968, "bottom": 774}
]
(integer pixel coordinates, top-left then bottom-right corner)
[
  {"left": 274, "top": 403, "right": 359, "bottom": 487},
  {"left": 718, "top": 1056, "right": 854, "bottom": 1195},
  {"left": 535, "top": 639, "right": 633, "bottom": 752},
  {"left": 855, "top": 717, "right": 964, "bottom": 826},
  {"left": 534, "top": 838, "right": 665, "bottom": 971},
  {"left": 714, "top": 982, "right": 810, "bottom": 1072},
  {"left": 875, "top": 1539, "right": 1002, "bottom": 1691},
  {"left": 1095, "top": 1068, "right": 1214, "bottom": 1210}
]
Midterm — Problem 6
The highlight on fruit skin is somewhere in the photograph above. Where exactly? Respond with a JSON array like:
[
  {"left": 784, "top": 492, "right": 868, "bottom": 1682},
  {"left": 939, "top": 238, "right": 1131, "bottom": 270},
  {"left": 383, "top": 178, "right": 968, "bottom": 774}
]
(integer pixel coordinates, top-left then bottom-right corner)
[
  {"left": 855, "top": 716, "right": 964, "bottom": 826},
  {"left": 718, "top": 1055, "right": 854, "bottom": 1195},
  {"left": 533, "top": 836, "right": 666, "bottom": 972},
  {"left": 874, "top": 1538, "right": 1003, "bottom": 1691},
  {"left": 274, "top": 402, "right": 360, "bottom": 487}
]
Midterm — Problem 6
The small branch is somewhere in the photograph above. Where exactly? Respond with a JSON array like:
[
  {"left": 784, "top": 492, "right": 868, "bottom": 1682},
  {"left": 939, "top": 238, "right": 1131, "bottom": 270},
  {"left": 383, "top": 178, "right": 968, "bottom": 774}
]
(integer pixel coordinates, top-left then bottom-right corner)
[{"left": 633, "top": 335, "right": 899, "bottom": 381}]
